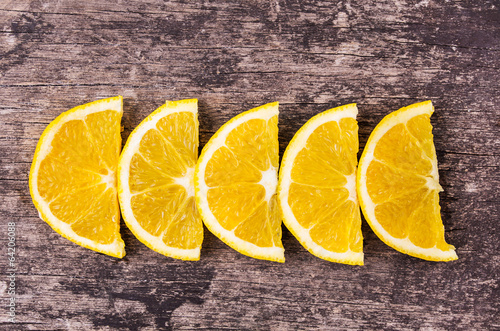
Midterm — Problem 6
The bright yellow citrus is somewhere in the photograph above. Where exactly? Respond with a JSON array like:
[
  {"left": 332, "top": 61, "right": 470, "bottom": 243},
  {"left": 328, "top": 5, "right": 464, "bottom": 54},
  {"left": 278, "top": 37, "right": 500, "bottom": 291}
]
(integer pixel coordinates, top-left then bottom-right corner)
[
  {"left": 278, "top": 104, "right": 363, "bottom": 265},
  {"left": 357, "top": 101, "right": 457, "bottom": 261},
  {"left": 118, "top": 99, "right": 203, "bottom": 260},
  {"left": 29, "top": 96, "right": 125, "bottom": 258},
  {"left": 194, "top": 102, "right": 284, "bottom": 262}
]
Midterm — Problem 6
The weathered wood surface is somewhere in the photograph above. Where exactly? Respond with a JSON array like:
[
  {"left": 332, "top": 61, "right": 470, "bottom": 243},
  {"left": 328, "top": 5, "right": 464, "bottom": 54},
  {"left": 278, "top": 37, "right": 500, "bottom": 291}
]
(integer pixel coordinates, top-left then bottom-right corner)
[{"left": 0, "top": 0, "right": 499, "bottom": 329}]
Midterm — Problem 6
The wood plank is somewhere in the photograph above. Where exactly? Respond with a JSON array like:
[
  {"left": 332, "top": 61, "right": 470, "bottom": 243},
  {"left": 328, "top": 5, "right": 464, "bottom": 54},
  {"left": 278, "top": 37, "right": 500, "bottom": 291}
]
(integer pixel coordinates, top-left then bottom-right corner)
[{"left": 0, "top": 0, "right": 498, "bottom": 329}]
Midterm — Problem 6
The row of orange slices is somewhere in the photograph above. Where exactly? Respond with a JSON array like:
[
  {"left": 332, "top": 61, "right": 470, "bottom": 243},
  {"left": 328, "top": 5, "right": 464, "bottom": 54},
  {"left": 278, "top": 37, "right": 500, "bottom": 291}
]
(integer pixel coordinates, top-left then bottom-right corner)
[{"left": 29, "top": 97, "right": 457, "bottom": 265}]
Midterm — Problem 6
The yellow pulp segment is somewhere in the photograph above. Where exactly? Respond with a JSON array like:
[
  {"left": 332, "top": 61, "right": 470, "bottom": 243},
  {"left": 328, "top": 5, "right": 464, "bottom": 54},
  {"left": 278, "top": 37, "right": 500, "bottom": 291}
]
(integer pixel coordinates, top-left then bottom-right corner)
[
  {"left": 37, "top": 109, "right": 122, "bottom": 245},
  {"left": 128, "top": 111, "right": 202, "bottom": 250},
  {"left": 288, "top": 118, "right": 362, "bottom": 254},
  {"left": 204, "top": 116, "right": 282, "bottom": 248},
  {"left": 366, "top": 114, "right": 451, "bottom": 251}
]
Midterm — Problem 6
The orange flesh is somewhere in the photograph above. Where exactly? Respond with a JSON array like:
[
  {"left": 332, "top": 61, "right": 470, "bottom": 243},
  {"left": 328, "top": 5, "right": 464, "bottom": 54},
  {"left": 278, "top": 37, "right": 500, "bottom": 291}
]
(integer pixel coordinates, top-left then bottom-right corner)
[
  {"left": 37, "top": 110, "right": 121, "bottom": 245},
  {"left": 204, "top": 116, "right": 282, "bottom": 248},
  {"left": 128, "top": 112, "right": 202, "bottom": 249},
  {"left": 366, "top": 114, "right": 451, "bottom": 251},
  {"left": 288, "top": 118, "right": 363, "bottom": 253}
]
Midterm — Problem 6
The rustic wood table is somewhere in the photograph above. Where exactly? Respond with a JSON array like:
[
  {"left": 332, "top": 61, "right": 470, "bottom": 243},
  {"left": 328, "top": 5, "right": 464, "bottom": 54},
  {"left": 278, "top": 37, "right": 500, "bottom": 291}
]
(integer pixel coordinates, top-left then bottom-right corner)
[{"left": 1, "top": 0, "right": 499, "bottom": 330}]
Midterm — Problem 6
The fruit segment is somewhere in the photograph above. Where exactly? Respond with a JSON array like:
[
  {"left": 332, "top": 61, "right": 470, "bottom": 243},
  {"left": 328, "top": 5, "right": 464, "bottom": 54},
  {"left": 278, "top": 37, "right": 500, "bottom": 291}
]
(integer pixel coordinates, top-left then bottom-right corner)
[
  {"left": 357, "top": 100, "right": 457, "bottom": 261},
  {"left": 118, "top": 99, "right": 203, "bottom": 260},
  {"left": 29, "top": 96, "right": 125, "bottom": 258},
  {"left": 278, "top": 104, "right": 364, "bottom": 265},
  {"left": 195, "top": 102, "right": 284, "bottom": 262}
]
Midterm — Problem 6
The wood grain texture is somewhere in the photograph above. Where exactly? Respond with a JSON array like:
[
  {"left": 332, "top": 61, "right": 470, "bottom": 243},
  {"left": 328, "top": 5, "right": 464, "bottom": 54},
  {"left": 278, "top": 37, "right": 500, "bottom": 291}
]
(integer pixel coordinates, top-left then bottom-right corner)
[{"left": 0, "top": 0, "right": 499, "bottom": 329}]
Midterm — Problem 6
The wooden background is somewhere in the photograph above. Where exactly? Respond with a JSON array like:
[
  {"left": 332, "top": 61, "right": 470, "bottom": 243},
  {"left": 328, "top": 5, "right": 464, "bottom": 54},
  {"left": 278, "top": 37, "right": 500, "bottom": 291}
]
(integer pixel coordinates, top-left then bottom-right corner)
[{"left": 1, "top": 0, "right": 499, "bottom": 329}]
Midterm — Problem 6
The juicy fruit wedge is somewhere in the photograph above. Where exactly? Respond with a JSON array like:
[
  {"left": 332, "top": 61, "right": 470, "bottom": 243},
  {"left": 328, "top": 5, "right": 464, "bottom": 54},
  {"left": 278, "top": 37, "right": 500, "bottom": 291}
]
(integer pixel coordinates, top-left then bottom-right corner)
[
  {"left": 29, "top": 96, "right": 125, "bottom": 258},
  {"left": 357, "top": 101, "right": 457, "bottom": 261},
  {"left": 278, "top": 104, "right": 364, "bottom": 265},
  {"left": 194, "top": 102, "right": 284, "bottom": 262},
  {"left": 117, "top": 99, "right": 203, "bottom": 260}
]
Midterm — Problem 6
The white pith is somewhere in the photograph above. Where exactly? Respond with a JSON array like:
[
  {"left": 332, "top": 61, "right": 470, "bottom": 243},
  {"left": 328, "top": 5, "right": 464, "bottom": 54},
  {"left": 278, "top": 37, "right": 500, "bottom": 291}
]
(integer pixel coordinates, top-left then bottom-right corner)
[
  {"left": 118, "top": 100, "right": 200, "bottom": 260},
  {"left": 278, "top": 104, "right": 364, "bottom": 264},
  {"left": 102, "top": 170, "right": 117, "bottom": 191},
  {"left": 195, "top": 103, "right": 285, "bottom": 262},
  {"left": 259, "top": 166, "right": 278, "bottom": 202},
  {"left": 29, "top": 97, "right": 125, "bottom": 257},
  {"left": 357, "top": 102, "right": 458, "bottom": 261},
  {"left": 345, "top": 173, "right": 357, "bottom": 203},
  {"left": 174, "top": 167, "right": 196, "bottom": 198}
]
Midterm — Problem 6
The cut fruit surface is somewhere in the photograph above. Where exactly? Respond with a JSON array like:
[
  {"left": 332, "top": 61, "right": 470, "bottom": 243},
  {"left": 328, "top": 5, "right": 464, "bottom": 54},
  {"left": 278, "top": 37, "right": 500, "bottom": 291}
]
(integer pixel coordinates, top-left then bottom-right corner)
[
  {"left": 118, "top": 99, "right": 203, "bottom": 260},
  {"left": 357, "top": 101, "right": 457, "bottom": 261},
  {"left": 278, "top": 104, "right": 363, "bottom": 265},
  {"left": 194, "top": 102, "right": 284, "bottom": 262},
  {"left": 29, "top": 96, "right": 125, "bottom": 258}
]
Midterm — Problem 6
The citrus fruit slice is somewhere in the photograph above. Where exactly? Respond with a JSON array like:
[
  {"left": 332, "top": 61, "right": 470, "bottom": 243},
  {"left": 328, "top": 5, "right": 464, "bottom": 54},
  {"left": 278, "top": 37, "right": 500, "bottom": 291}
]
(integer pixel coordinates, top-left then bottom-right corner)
[
  {"left": 195, "top": 102, "right": 284, "bottom": 262},
  {"left": 357, "top": 101, "right": 457, "bottom": 261},
  {"left": 278, "top": 104, "right": 363, "bottom": 265},
  {"left": 29, "top": 96, "right": 125, "bottom": 258},
  {"left": 117, "top": 99, "right": 203, "bottom": 260}
]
